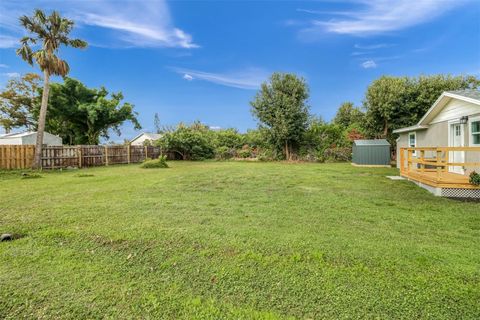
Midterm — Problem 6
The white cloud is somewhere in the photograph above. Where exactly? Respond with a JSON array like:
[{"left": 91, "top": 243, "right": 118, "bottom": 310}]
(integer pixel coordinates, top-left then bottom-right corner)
[
  {"left": 209, "top": 126, "right": 222, "bottom": 130},
  {"left": 0, "top": 64, "right": 8, "bottom": 68},
  {"left": 354, "top": 43, "right": 394, "bottom": 50},
  {"left": 3, "top": 72, "right": 20, "bottom": 77},
  {"left": 300, "top": 0, "right": 463, "bottom": 36},
  {"left": 0, "top": 0, "right": 197, "bottom": 49},
  {"left": 183, "top": 74, "right": 194, "bottom": 81},
  {"left": 361, "top": 60, "right": 377, "bottom": 69},
  {"left": 171, "top": 67, "right": 269, "bottom": 90},
  {"left": 0, "top": 35, "right": 18, "bottom": 48}
]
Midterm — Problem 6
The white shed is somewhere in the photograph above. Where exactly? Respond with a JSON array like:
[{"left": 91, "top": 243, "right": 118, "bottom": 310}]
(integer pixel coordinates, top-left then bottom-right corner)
[
  {"left": 0, "top": 131, "right": 62, "bottom": 146},
  {"left": 130, "top": 132, "right": 162, "bottom": 146}
]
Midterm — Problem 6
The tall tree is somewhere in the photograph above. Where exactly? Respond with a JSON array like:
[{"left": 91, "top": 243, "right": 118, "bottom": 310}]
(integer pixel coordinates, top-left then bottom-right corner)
[
  {"left": 16, "top": 9, "right": 87, "bottom": 168},
  {"left": 0, "top": 73, "right": 41, "bottom": 133},
  {"left": 333, "top": 102, "right": 364, "bottom": 128},
  {"left": 250, "top": 73, "right": 310, "bottom": 160},
  {"left": 45, "top": 78, "right": 141, "bottom": 145}
]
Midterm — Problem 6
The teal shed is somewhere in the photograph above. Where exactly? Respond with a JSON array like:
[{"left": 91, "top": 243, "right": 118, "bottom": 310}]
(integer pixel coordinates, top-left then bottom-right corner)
[{"left": 352, "top": 139, "right": 391, "bottom": 166}]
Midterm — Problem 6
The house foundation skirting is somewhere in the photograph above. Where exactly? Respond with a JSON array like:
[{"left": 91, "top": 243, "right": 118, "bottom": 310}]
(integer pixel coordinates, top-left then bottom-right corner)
[{"left": 408, "top": 178, "right": 480, "bottom": 198}]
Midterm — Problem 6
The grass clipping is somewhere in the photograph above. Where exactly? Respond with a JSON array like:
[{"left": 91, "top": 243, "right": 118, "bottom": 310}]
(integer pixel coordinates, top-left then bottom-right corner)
[{"left": 141, "top": 156, "right": 169, "bottom": 169}]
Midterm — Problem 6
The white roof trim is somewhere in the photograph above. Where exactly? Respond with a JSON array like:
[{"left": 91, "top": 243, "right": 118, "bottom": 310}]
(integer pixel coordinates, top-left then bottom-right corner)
[{"left": 393, "top": 125, "right": 429, "bottom": 134}]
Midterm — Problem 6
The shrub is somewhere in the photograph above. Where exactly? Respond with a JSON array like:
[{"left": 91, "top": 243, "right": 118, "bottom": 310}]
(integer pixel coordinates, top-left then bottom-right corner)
[
  {"left": 141, "top": 156, "right": 169, "bottom": 168},
  {"left": 237, "top": 146, "right": 252, "bottom": 158},
  {"left": 321, "top": 147, "right": 352, "bottom": 163},
  {"left": 470, "top": 171, "right": 480, "bottom": 186},
  {"left": 215, "top": 146, "right": 235, "bottom": 160}
]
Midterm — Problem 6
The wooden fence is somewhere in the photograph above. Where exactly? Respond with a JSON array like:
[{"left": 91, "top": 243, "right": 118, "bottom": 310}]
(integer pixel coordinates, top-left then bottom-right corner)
[{"left": 0, "top": 145, "right": 161, "bottom": 170}]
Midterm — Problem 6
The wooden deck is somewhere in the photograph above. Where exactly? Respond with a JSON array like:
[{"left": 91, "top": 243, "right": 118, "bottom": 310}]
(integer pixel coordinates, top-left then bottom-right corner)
[
  {"left": 401, "top": 170, "right": 479, "bottom": 189},
  {"left": 399, "top": 147, "right": 480, "bottom": 190}
]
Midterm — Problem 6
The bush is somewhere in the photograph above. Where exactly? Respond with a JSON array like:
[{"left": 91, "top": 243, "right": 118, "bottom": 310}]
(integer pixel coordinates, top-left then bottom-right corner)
[
  {"left": 215, "top": 146, "right": 235, "bottom": 160},
  {"left": 470, "top": 171, "right": 480, "bottom": 186},
  {"left": 321, "top": 147, "right": 352, "bottom": 163},
  {"left": 237, "top": 146, "right": 252, "bottom": 158},
  {"left": 141, "top": 156, "right": 169, "bottom": 168}
]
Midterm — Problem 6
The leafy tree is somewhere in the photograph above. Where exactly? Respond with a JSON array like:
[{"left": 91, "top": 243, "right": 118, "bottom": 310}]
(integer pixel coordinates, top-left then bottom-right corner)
[
  {"left": 17, "top": 9, "right": 87, "bottom": 168},
  {"left": 250, "top": 73, "right": 310, "bottom": 160},
  {"left": 157, "top": 122, "right": 214, "bottom": 160},
  {"left": 0, "top": 73, "right": 41, "bottom": 133},
  {"left": 333, "top": 102, "right": 364, "bottom": 128},
  {"left": 44, "top": 77, "right": 141, "bottom": 145}
]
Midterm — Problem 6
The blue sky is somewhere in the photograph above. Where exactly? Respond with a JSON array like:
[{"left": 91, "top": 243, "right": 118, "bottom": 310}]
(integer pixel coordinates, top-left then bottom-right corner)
[{"left": 0, "top": 0, "right": 479, "bottom": 140}]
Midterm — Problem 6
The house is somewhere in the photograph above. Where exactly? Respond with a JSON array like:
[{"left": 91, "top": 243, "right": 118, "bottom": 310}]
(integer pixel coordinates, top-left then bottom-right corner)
[
  {"left": 393, "top": 90, "right": 480, "bottom": 197},
  {"left": 130, "top": 132, "right": 162, "bottom": 146},
  {"left": 0, "top": 131, "right": 62, "bottom": 146}
]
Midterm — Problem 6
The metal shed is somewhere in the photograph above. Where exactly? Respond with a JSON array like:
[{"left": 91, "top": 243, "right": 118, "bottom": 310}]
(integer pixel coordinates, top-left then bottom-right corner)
[{"left": 352, "top": 139, "right": 391, "bottom": 166}]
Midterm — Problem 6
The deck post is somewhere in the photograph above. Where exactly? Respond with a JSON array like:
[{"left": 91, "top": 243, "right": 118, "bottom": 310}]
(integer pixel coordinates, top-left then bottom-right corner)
[
  {"left": 436, "top": 149, "right": 442, "bottom": 182},
  {"left": 420, "top": 150, "right": 425, "bottom": 172},
  {"left": 407, "top": 149, "right": 412, "bottom": 172}
]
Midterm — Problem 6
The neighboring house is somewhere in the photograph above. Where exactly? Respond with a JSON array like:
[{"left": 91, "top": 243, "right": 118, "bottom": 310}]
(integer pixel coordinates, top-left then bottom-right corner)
[
  {"left": 130, "top": 132, "right": 162, "bottom": 146},
  {"left": 394, "top": 90, "right": 480, "bottom": 172},
  {"left": 0, "top": 131, "right": 62, "bottom": 146}
]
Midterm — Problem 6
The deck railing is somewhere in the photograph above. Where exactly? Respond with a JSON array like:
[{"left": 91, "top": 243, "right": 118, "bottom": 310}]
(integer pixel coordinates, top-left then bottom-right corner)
[{"left": 399, "top": 147, "right": 480, "bottom": 181}]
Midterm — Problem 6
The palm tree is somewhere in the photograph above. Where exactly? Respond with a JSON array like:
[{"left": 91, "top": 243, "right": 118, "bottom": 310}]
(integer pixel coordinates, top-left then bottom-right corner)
[{"left": 17, "top": 9, "right": 87, "bottom": 169}]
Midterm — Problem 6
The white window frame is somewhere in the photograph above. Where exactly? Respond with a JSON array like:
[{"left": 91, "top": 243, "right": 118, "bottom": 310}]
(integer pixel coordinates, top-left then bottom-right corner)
[
  {"left": 408, "top": 132, "right": 416, "bottom": 156},
  {"left": 469, "top": 116, "right": 480, "bottom": 146}
]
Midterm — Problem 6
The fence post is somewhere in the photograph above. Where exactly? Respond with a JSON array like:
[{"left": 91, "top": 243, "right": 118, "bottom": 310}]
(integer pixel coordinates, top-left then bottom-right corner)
[
  {"left": 145, "top": 146, "right": 148, "bottom": 160},
  {"left": 105, "top": 146, "right": 109, "bottom": 166},
  {"left": 127, "top": 144, "right": 131, "bottom": 164},
  {"left": 78, "top": 146, "right": 82, "bottom": 168}
]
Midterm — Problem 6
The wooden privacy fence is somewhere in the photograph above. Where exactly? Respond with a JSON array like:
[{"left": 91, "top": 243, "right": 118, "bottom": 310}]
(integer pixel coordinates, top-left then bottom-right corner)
[{"left": 0, "top": 145, "right": 161, "bottom": 170}]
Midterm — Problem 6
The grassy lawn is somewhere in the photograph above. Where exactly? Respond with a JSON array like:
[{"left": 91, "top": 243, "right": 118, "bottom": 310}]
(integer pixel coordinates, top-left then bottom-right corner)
[{"left": 1, "top": 162, "right": 479, "bottom": 319}]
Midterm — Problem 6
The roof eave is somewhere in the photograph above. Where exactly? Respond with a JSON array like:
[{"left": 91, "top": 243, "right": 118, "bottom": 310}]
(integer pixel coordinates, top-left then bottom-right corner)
[{"left": 393, "top": 125, "right": 429, "bottom": 134}]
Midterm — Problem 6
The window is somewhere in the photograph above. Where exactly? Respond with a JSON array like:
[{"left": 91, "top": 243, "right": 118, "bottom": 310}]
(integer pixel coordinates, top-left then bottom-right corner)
[
  {"left": 471, "top": 119, "right": 480, "bottom": 146},
  {"left": 409, "top": 132, "right": 416, "bottom": 155}
]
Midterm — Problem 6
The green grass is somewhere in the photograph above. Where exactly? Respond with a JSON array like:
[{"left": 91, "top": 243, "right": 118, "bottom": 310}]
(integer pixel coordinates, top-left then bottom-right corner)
[{"left": 1, "top": 162, "right": 479, "bottom": 319}]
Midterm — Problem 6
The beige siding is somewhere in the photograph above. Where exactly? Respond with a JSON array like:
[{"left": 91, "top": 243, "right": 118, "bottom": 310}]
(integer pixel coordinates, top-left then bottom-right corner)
[{"left": 431, "top": 99, "right": 480, "bottom": 124}]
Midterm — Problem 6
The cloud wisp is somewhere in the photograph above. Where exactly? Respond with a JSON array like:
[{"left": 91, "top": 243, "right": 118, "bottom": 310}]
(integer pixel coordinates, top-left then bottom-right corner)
[
  {"left": 172, "top": 67, "right": 270, "bottom": 90},
  {"left": 2, "top": 72, "right": 20, "bottom": 77},
  {"left": 361, "top": 60, "right": 377, "bottom": 69},
  {"left": 0, "top": 0, "right": 197, "bottom": 49},
  {"left": 299, "top": 0, "right": 463, "bottom": 36}
]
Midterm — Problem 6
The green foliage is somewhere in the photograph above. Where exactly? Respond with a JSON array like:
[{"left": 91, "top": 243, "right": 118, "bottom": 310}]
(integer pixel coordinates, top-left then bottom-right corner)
[
  {"left": 215, "top": 146, "right": 235, "bottom": 160},
  {"left": 469, "top": 171, "right": 480, "bottom": 186},
  {"left": 0, "top": 73, "right": 41, "bottom": 133},
  {"left": 157, "top": 122, "right": 214, "bottom": 160},
  {"left": 251, "top": 73, "right": 310, "bottom": 160},
  {"left": 45, "top": 77, "right": 141, "bottom": 144},
  {"left": 333, "top": 102, "right": 365, "bottom": 128},
  {"left": 237, "top": 147, "right": 252, "bottom": 159},
  {"left": 141, "top": 155, "right": 168, "bottom": 168},
  {"left": 213, "top": 128, "right": 244, "bottom": 150}
]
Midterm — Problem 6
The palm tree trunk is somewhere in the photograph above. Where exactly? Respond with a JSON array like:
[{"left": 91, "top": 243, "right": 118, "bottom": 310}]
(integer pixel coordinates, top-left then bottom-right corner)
[{"left": 33, "top": 70, "right": 50, "bottom": 169}]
